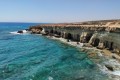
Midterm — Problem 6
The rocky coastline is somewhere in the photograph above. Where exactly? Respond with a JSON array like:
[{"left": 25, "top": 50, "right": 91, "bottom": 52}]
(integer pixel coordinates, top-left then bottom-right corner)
[{"left": 28, "top": 20, "right": 120, "bottom": 80}]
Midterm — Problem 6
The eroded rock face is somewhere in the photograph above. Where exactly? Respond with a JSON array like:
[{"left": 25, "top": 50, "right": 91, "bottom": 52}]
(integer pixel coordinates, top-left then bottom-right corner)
[
  {"left": 29, "top": 26, "right": 43, "bottom": 34},
  {"left": 92, "top": 38, "right": 100, "bottom": 47},
  {"left": 97, "top": 42, "right": 104, "bottom": 49},
  {"left": 29, "top": 20, "right": 120, "bottom": 55},
  {"left": 80, "top": 32, "right": 88, "bottom": 43}
]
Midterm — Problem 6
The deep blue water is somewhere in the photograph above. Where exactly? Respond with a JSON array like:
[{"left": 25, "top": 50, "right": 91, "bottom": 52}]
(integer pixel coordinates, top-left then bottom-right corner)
[{"left": 0, "top": 23, "right": 107, "bottom": 80}]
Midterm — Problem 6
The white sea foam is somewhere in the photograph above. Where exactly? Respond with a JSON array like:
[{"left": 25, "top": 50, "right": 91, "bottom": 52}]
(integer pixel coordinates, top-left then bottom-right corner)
[
  {"left": 22, "top": 30, "right": 27, "bottom": 33},
  {"left": 10, "top": 30, "right": 28, "bottom": 34},
  {"left": 48, "top": 76, "right": 53, "bottom": 80},
  {"left": 10, "top": 31, "right": 20, "bottom": 34},
  {"left": 112, "top": 71, "right": 120, "bottom": 76}
]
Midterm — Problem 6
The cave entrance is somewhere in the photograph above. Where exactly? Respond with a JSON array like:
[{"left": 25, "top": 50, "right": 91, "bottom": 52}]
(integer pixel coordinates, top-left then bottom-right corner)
[
  {"left": 93, "top": 38, "right": 100, "bottom": 47},
  {"left": 50, "top": 29, "right": 53, "bottom": 34},
  {"left": 57, "top": 32, "right": 61, "bottom": 36},
  {"left": 67, "top": 33, "right": 72, "bottom": 40},
  {"left": 109, "top": 42, "right": 114, "bottom": 50},
  {"left": 76, "top": 34, "right": 80, "bottom": 42},
  {"left": 54, "top": 31, "right": 58, "bottom": 34},
  {"left": 86, "top": 33, "right": 93, "bottom": 43}
]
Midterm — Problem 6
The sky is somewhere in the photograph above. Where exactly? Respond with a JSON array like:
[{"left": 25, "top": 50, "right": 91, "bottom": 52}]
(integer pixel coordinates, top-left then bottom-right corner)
[{"left": 0, "top": 0, "right": 120, "bottom": 23}]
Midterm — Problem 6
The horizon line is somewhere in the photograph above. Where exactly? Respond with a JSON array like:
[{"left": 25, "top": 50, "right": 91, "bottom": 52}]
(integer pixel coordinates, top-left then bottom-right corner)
[{"left": 0, "top": 19, "right": 120, "bottom": 24}]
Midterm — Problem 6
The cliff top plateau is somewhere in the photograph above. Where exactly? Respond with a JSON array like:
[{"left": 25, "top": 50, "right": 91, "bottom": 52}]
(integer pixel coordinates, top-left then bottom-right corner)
[{"left": 35, "top": 19, "right": 120, "bottom": 28}]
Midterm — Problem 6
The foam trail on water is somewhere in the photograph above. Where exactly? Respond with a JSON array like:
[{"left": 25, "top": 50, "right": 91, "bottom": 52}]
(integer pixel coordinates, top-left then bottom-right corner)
[{"left": 10, "top": 31, "right": 20, "bottom": 34}]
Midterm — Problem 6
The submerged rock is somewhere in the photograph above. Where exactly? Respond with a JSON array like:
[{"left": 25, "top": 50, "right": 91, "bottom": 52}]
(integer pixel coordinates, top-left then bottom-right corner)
[
  {"left": 105, "top": 65, "right": 114, "bottom": 71},
  {"left": 88, "top": 52, "right": 98, "bottom": 59}
]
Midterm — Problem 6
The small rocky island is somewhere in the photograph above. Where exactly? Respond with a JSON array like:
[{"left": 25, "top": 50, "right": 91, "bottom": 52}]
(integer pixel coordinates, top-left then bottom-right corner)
[{"left": 28, "top": 19, "right": 120, "bottom": 79}]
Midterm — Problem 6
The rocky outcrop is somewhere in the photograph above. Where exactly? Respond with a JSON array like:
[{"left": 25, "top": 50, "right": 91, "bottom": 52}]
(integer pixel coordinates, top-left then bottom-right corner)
[
  {"left": 29, "top": 19, "right": 120, "bottom": 55},
  {"left": 105, "top": 65, "right": 114, "bottom": 71},
  {"left": 29, "top": 26, "right": 43, "bottom": 34},
  {"left": 17, "top": 30, "right": 23, "bottom": 33},
  {"left": 17, "top": 30, "right": 28, "bottom": 34}
]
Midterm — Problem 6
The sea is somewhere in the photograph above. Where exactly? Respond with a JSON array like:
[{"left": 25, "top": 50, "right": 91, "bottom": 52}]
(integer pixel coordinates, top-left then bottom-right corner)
[{"left": 0, "top": 23, "right": 108, "bottom": 80}]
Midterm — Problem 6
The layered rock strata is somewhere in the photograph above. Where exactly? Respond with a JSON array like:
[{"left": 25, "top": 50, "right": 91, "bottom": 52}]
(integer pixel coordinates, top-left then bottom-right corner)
[{"left": 29, "top": 20, "right": 120, "bottom": 55}]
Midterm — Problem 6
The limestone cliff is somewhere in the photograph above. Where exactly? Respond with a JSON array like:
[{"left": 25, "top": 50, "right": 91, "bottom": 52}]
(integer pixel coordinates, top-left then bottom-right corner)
[{"left": 29, "top": 20, "right": 120, "bottom": 54}]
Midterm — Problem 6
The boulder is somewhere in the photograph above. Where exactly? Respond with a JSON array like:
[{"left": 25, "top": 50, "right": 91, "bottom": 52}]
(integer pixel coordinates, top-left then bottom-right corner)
[
  {"left": 54, "top": 34, "right": 61, "bottom": 38},
  {"left": 113, "top": 48, "right": 120, "bottom": 54},
  {"left": 105, "top": 65, "right": 114, "bottom": 71},
  {"left": 17, "top": 30, "right": 23, "bottom": 33}
]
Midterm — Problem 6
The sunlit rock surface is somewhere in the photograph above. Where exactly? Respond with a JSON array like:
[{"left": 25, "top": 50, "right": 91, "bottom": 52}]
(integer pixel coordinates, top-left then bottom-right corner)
[{"left": 29, "top": 20, "right": 120, "bottom": 54}]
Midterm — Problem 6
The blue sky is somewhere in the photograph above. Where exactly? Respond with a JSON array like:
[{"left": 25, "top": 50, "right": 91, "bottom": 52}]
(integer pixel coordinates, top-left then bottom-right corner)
[{"left": 0, "top": 0, "right": 120, "bottom": 23}]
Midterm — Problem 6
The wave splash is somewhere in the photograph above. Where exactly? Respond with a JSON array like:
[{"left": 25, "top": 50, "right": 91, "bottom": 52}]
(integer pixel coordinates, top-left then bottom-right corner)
[{"left": 10, "top": 30, "right": 28, "bottom": 34}]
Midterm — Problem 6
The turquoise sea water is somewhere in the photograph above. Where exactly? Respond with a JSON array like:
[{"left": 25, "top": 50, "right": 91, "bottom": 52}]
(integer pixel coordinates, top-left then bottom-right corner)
[{"left": 0, "top": 23, "right": 108, "bottom": 80}]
